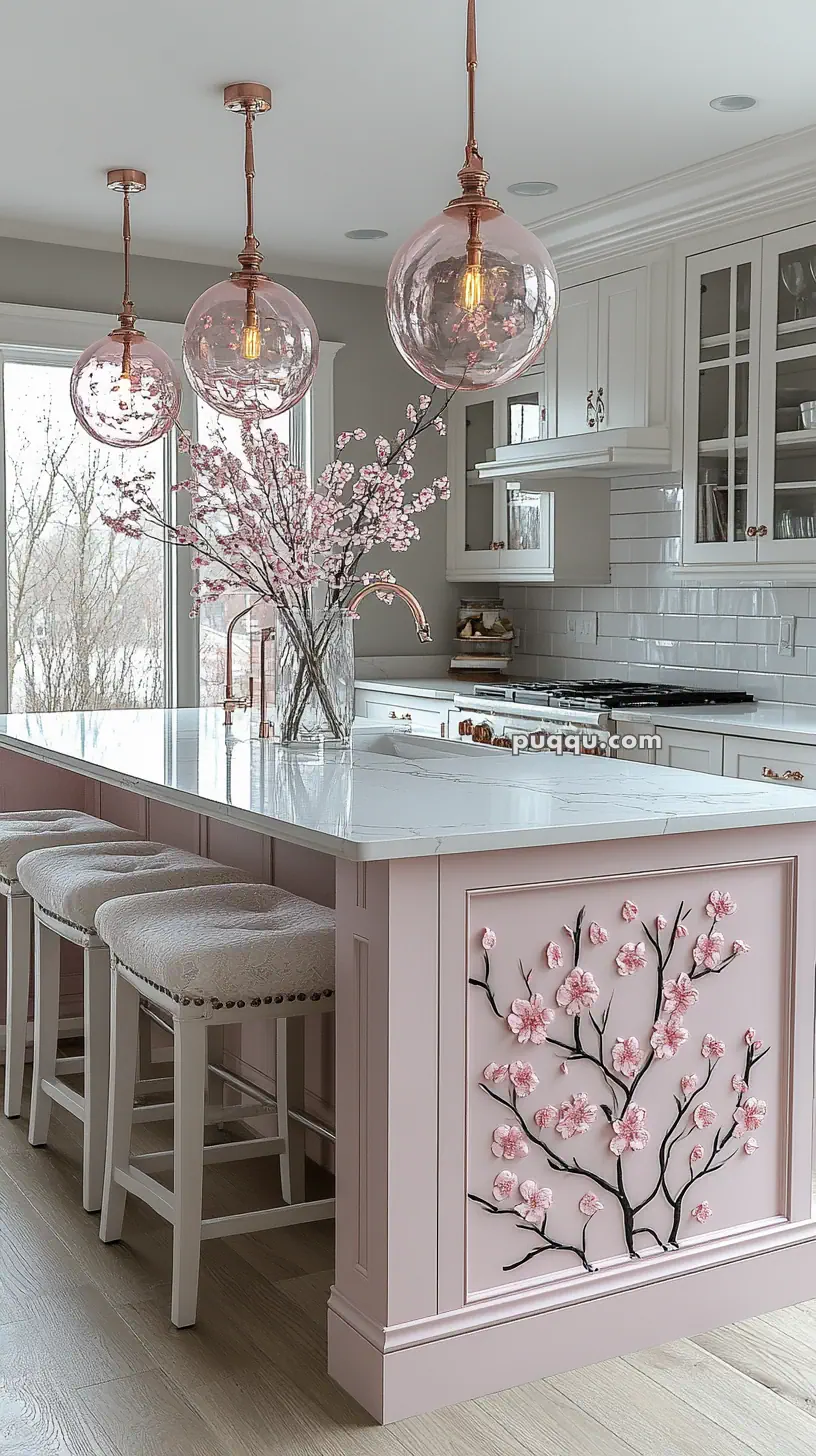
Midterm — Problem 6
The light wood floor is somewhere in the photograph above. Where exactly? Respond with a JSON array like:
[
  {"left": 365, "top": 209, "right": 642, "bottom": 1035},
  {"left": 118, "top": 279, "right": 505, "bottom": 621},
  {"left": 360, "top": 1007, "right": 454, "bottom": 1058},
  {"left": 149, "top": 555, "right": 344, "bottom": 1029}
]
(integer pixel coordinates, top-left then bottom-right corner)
[{"left": 2, "top": 1074, "right": 816, "bottom": 1456}]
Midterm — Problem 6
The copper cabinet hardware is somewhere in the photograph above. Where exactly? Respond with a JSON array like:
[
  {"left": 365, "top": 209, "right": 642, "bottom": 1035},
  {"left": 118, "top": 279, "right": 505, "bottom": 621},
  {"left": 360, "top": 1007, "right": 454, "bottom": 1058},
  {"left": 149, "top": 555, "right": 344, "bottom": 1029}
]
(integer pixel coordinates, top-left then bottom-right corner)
[
  {"left": 586, "top": 392, "right": 596, "bottom": 428},
  {"left": 596, "top": 386, "right": 605, "bottom": 425},
  {"left": 762, "top": 766, "right": 805, "bottom": 782},
  {"left": 389, "top": 710, "right": 412, "bottom": 721},
  {"left": 756, "top": 524, "right": 768, "bottom": 537},
  {"left": 746, "top": 525, "right": 757, "bottom": 538}
]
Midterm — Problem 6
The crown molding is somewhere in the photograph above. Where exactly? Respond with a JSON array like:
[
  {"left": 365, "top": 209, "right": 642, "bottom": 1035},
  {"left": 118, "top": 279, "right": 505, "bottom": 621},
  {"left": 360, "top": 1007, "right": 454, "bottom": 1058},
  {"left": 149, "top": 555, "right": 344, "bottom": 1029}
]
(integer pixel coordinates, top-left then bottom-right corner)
[{"left": 535, "top": 125, "right": 816, "bottom": 273}]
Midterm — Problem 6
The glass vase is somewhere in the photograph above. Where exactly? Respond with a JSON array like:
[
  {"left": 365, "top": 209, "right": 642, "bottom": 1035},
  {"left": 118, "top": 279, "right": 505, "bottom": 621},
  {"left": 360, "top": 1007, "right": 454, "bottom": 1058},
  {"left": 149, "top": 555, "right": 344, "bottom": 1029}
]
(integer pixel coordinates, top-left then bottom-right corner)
[{"left": 274, "top": 600, "right": 354, "bottom": 749}]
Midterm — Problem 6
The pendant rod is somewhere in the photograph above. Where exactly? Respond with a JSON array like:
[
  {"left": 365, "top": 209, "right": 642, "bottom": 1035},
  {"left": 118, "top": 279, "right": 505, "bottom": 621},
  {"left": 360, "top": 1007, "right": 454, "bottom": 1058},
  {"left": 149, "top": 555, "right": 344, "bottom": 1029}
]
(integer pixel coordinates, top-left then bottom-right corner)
[
  {"left": 121, "top": 188, "right": 133, "bottom": 325},
  {"left": 466, "top": 0, "right": 478, "bottom": 161},
  {"left": 243, "top": 103, "right": 257, "bottom": 255}
]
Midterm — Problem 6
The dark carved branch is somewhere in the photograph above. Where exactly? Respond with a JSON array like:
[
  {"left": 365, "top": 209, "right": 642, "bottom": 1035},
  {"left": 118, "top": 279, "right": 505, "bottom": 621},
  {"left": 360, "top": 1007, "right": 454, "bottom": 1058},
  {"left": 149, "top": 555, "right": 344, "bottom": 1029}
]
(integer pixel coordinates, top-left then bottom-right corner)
[{"left": 468, "top": 948, "right": 503, "bottom": 1020}]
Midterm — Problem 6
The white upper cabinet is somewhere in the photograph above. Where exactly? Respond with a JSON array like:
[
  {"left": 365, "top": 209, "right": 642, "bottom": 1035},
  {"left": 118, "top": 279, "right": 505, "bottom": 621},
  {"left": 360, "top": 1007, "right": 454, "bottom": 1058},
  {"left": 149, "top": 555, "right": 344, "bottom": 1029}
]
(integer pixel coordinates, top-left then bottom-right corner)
[
  {"left": 554, "top": 268, "right": 648, "bottom": 437},
  {"left": 554, "top": 282, "right": 599, "bottom": 436}
]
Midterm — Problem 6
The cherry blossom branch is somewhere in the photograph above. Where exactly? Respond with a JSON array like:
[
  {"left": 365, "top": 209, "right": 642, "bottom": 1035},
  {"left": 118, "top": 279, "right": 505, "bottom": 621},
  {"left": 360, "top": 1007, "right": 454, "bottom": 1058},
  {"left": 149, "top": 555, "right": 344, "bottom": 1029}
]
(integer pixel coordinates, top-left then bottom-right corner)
[
  {"left": 467, "top": 1196, "right": 596, "bottom": 1274},
  {"left": 468, "top": 949, "right": 504, "bottom": 1020}
]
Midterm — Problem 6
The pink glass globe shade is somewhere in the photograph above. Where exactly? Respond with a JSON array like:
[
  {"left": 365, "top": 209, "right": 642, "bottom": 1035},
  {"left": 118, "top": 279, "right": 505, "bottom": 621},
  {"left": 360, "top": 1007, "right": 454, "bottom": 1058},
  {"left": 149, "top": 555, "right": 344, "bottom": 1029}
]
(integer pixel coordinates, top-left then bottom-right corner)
[
  {"left": 182, "top": 278, "right": 319, "bottom": 419},
  {"left": 386, "top": 209, "right": 558, "bottom": 391},
  {"left": 70, "top": 335, "right": 182, "bottom": 449}
]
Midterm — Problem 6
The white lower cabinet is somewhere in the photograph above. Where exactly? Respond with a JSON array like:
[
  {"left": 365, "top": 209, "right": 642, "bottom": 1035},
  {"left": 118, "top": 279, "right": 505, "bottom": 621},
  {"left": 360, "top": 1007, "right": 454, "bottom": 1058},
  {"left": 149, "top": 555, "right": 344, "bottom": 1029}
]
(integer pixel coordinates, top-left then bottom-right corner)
[
  {"left": 654, "top": 726, "right": 724, "bottom": 774},
  {"left": 722, "top": 734, "right": 816, "bottom": 789},
  {"left": 354, "top": 688, "right": 447, "bottom": 737}
]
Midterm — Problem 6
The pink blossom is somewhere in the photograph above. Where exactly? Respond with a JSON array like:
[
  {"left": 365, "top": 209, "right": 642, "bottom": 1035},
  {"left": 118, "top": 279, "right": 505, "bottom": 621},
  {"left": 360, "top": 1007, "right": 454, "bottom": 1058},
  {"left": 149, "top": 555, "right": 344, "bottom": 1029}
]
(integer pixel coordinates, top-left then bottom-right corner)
[
  {"left": 690, "top": 1201, "right": 713, "bottom": 1224},
  {"left": 675, "top": 923, "right": 689, "bottom": 939},
  {"left": 621, "top": 900, "right": 638, "bottom": 922},
  {"left": 515, "top": 1180, "right": 553, "bottom": 1226},
  {"left": 612, "top": 1036, "right": 643, "bottom": 1078},
  {"left": 650, "top": 1015, "right": 689, "bottom": 1060},
  {"left": 663, "top": 973, "right": 699, "bottom": 1016},
  {"left": 559, "top": 1061, "right": 569, "bottom": 1075},
  {"left": 578, "top": 1192, "right": 603, "bottom": 1217},
  {"left": 681, "top": 1073, "right": 699, "bottom": 1097},
  {"left": 701, "top": 1033, "right": 726, "bottom": 1061},
  {"left": 509, "top": 1061, "right": 539, "bottom": 1097},
  {"left": 692, "top": 1102, "right": 717, "bottom": 1129},
  {"left": 588, "top": 922, "right": 608, "bottom": 945},
  {"left": 556, "top": 967, "right": 600, "bottom": 1016},
  {"left": 507, "top": 994, "right": 555, "bottom": 1045},
  {"left": 492, "top": 1170, "right": 518, "bottom": 1202},
  {"left": 555, "top": 1093, "right": 598, "bottom": 1140},
  {"left": 690, "top": 1143, "right": 705, "bottom": 1163},
  {"left": 693, "top": 931, "right": 725, "bottom": 969},
  {"left": 731, "top": 940, "right": 750, "bottom": 955},
  {"left": 744, "top": 1138, "right": 759, "bottom": 1156},
  {"left": 707, "top": 889, "right": 736, "bottom": 919},
  {"left": 731, "top": 1075, "right": 748, "bottom": 1094},
  {"left": 733, "top": 1097, "right": 767, "bottom": 1137},
  {"left": 545, "top": 941, "right": 563, "bottom": 969},
  {"left": 610, "top": 1104, "right": 650, "bottom": 1155},
  {"left": 491, "top": 1124, "right": 529, "bottom": 1160},
  {"left": 744, "top": 1027, "right": 761, "bottom": 1047},
  {"left": 656, "top": 915, "right": 668, "bottom": 931},
  {"left": 481, "top": 928, "right": 497, "bottom": 951},
  {"left": 483, "top": 1062, "right": 509, "bottom": 1084},
  {"left": 615, "top": 941, "right": 648, "bottom": 976},
  {"left": 534, "top": 1104, "right": 558, "bottom": 1128}
]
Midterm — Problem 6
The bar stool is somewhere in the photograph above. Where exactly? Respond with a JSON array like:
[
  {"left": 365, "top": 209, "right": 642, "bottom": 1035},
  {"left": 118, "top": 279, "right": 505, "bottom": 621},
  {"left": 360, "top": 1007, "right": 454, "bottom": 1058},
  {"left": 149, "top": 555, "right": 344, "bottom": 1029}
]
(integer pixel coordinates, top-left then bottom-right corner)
[
  {"left": 1, "top": 810, "right": 142, "bottom": 1119},
  {"left": 16, "top": 840, "right": 247, "bottom": 1212},
  {"left": 95, "top": 881, "right": 335, "bottom": 1327}
]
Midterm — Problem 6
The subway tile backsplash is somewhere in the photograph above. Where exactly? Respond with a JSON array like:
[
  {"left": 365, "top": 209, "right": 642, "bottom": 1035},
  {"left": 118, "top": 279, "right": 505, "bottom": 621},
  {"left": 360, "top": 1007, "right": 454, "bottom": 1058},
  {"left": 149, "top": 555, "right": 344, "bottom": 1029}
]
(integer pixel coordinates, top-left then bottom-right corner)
[{"left": 483, "top": 473, "right": 816, "bottom": 705}]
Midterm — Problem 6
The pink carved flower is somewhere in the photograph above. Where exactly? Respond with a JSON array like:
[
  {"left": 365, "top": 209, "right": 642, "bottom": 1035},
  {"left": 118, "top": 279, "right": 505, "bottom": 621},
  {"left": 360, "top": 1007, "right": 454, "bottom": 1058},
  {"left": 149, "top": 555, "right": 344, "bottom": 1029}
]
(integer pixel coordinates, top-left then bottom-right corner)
[
  {"left": 560, "top": 1061, "right": 570, "bottom": 1075},
  {"left": 491, "top": 1124, "right": 529, "bottom": 1160},
  {"left": 509, "top": 1061, "right": 539, "bottom": 1097},
  {"left": 675, "top": 923, "right": 689, "bottom": 939},
  {"left": 707, "top": 889, "right": 736, "bottom": 919},
  {"left": 515, "top": 1180, "right": 553, "bottom": 1226},
  {"left": 744, "top": 1138, "right": 759, "bottom": 1156},
  {"left": 690, "top": 1144, "right": 705, "bottom": 1163},
  {"left": 612, "top": 1036, "right": 643, "bottom": 1078},
  {"left": 692, "top": 1102, "right": 717, "bottom": 1129},
  {"left": 492, "top": 1169, "right": 518, "bottom": 1202},
  {"left": 481, "top": 928, "right": 497, "bottom": 951},
  {"left": 650, "top": 1015, "right": 689, "bottom": 1060},
  {"left": 681, "top": 1073, "right": 699, "bottom": 1097},
  {"left": 663, "top": 973, "right": 699, "bottom": 1016},
  {"left": 732, "top": 1075, "right": 748, "bottom": 1094},
  {"left": 691, "top": 1201, "right": 713, "bottom": 1224},
  {"left": 621, "top": 900, "right": 638, "bottom": 922},
  {"left": 534, "top": 1104, "right": 558, "bottom": 1129},
  {"left": 693, "top": 931, "right": 725, "bottom": 969},
  {"left": 483, "top": 1062, "right": 509, "bottom": 1084},
  {"left": 556, "top": 1093, "right": 598, "bottom": 1140},
  {"left": 609, "top": 1104, "right": 650, "bottom": 1155},
  {"left": 732, "top": 940, "right": 750, "bottom": 955},
  {"left": 744, "top": 1027, "right": 761, "bottom": 1048},
  {"left": 579, "top": 1192, "right": 603, "bottom": 1217},
  {"left": 556, "top": 968, "right": 600, "bottom": 1016},
  {"left": 656, "top": 914, "right": 668, "bottom": 932},
  {"left": 615, "top": 941, "right": 648, "bottom": 976},
  {"left": 733, "top": 1097, "right": 767, "bottom": 1137},
  {"left": 507, "top": 994, "right": 555, "bottom": 1045},
  {"left": 701, "top": 1033, "right": 726, "bottom": 1061},
  {"left": 589, "top": 922, "right": 608, "bottom": 946},
  {"left": 545, "top": 941, "right": 564, "bottom": 969}
]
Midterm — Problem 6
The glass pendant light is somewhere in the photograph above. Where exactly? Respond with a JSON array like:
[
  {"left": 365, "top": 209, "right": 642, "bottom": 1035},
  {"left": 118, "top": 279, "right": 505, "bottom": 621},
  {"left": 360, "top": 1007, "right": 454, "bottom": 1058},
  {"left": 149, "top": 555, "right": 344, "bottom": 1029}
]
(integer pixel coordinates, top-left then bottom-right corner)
[
  {"left": 386, "top": 0, "right": 559, "bottom": 392},
  {"left": 183, "top": 83, "right": 319, "bottom": 420},
  {"left": 71, "top": 170, "right": 182, "bottom": 448}
]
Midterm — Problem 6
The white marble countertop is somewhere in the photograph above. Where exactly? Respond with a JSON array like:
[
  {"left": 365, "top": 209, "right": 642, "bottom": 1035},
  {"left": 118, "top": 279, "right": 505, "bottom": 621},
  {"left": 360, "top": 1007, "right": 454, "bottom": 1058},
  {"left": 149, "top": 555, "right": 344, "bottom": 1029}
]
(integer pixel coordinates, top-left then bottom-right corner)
[
  {"left": 355, "top": 675, "right": 465, "bottom": 701},
  {"left": 1, "top": 708, "right": 816, "bottom": 862},
  {"left": 612, "top": 701, "right": 816, "bottom": 746}
]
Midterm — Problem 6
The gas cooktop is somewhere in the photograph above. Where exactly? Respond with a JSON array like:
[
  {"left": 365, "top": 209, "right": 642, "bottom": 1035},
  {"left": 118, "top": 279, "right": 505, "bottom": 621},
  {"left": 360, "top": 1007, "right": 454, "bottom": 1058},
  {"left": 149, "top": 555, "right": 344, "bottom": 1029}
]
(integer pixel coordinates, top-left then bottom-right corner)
[{"left": 470, "top": 679, "right": 755, "bottom": 710}]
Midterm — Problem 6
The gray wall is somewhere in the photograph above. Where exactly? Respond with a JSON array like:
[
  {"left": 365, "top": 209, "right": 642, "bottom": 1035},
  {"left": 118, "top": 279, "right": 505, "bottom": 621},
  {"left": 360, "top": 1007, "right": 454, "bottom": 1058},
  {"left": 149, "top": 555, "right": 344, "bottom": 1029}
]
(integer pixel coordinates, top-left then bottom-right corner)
[{"left": 0, "top": 236, "right": 455, "bottom": 659}]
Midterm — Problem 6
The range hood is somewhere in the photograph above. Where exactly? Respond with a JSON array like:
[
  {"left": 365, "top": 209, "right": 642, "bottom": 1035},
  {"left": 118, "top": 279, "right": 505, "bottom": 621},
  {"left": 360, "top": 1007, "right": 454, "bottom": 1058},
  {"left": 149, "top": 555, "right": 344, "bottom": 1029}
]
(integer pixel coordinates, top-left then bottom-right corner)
[{"left": 476, "top": 425, "right": 672, "bottom": 480}]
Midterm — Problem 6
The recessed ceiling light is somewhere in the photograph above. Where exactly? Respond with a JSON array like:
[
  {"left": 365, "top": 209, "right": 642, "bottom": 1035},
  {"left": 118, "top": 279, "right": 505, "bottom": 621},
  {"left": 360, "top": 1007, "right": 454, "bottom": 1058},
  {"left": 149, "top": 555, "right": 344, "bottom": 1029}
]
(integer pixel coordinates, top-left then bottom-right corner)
[
  {"left": 507, "top": 181, "right": 559, "bottom": 197},
  {"left": 710, "top": 94, "right": 757, "bottom": 112},
  {"left": 345, "top": 228, "right": 388, "bottom": 241}
]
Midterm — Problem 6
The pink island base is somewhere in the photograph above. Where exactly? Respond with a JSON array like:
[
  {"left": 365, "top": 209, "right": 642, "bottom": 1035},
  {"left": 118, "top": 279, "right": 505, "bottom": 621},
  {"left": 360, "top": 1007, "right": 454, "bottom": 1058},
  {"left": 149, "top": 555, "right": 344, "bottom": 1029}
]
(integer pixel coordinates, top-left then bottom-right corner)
[{"left": 329, "top": 823, "right": 816, "bottom": 1422}]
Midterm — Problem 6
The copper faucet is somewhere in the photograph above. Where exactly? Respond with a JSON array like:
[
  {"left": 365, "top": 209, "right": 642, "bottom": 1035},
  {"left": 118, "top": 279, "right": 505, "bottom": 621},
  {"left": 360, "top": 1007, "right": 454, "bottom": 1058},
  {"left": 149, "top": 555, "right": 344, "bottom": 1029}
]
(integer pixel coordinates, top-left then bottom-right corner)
[
  {"left": 258, "top": 626, "right": 274, "bottom": 739},
  {"left": 345, "top": 582, "right": 432, "bottom": 643},
  {"left": 223, "top": 600, "right": 256, "bottom": 726}
]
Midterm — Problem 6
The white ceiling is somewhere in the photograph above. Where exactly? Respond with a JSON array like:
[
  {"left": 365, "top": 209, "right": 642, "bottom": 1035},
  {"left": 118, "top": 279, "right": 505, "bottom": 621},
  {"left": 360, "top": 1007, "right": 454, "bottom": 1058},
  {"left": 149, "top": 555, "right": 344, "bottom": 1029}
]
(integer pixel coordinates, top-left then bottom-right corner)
[{"left": 4, "top": 0, "right": 816, "bottom": 285}]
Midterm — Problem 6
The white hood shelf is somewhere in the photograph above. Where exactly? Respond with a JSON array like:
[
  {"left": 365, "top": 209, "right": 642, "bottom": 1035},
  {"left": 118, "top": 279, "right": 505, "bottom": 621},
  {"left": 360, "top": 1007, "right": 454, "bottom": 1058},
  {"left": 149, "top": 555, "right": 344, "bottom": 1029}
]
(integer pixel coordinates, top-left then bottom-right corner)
[{"left": 475, "top": 425, "right": 672, "bottom": 480}]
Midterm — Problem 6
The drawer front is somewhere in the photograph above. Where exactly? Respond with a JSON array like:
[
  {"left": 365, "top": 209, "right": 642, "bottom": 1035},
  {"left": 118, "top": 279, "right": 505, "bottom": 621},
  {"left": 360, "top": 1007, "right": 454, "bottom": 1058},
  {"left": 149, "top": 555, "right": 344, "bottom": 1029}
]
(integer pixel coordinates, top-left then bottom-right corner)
[
  {"left": 356, "top": 691, "right": 445, "bottom": 736},
  {"left": 723, "top": 735, "right": 816, "bottom": 789},
  {"left": 654, "top": 726, "right": 724, "bottom": 775}
]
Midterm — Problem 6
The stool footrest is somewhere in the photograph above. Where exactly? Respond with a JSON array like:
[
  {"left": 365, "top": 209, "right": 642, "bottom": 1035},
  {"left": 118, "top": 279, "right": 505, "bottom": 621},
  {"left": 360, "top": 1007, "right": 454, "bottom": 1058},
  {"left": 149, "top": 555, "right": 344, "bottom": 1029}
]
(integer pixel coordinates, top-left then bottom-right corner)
[
  {"left": 39, "top": 1076, "right": 84, "bottom": 1121},
  {"left": 112, "top": 1164, "right": 175, "bottom": 1222},
  {"left": 200, "top": 1197, "right": 335, "bottom": 1241},
  {"left": 131, "top": 1135, "right": 286, "bottom": 1174},
  {"left": 55, "top": 1055, "right": 84, "bottom": 1076},
  {"left": 132, "top": 1099, "right": 272, "bottom": 1126},
  {"left": 135, "top": 1077, "right": 174, "bottom": 1097}
]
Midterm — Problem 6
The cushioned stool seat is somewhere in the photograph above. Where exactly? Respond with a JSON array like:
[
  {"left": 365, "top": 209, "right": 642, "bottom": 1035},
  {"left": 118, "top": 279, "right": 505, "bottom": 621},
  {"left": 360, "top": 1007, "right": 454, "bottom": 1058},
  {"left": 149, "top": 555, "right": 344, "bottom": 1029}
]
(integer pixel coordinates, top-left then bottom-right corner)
[
  {"left": 95, "top": 882, "right": 336, "bottom": 1006},
  {"left": 0, "top": 810, "right": 141, "bottom": 888}
]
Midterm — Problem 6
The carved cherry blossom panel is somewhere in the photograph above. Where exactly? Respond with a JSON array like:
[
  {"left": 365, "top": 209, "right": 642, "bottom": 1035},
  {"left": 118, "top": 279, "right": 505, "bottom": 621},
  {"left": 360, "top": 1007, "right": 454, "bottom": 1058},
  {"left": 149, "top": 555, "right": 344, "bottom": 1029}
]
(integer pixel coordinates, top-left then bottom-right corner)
[{"left": 466, "top": 862, "right": 791, "bottom": 1297}]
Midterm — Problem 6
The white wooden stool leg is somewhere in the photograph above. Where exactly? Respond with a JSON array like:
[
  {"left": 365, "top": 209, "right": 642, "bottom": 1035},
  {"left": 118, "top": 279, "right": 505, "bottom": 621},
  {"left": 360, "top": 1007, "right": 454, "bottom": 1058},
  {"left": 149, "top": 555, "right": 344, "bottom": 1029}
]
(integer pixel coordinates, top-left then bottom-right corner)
[
  {"left": 4, "top": 893, "right": 32, "bottom": 1119},
  {"left": 100, "top": 968, "right": 140, "bottom": 1243},
  {"left": 28, "top": 919, "right": 60, "bottom": 1147},
  {"left": 171, "top": 1015, "right": 207, "bottom": 1328},
  {"left": 277, "top": 1016, "right": 306, "bottom": 1206},
  {"left": 82, "top": 945, "right": 111, "bottom": 1213}
]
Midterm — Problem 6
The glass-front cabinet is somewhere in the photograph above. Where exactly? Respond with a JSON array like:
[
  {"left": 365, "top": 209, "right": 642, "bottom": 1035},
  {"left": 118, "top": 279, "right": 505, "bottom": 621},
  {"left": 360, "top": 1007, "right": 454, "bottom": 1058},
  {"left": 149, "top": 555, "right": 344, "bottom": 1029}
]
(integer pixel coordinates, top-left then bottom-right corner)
[{"left": 683, "top": 221, "right": 816, "bottom": 569}]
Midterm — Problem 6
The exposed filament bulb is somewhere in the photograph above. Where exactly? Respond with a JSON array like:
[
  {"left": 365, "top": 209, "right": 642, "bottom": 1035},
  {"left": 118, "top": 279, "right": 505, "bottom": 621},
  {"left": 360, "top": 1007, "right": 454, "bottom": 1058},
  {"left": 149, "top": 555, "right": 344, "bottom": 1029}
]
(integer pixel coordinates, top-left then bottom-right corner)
[
  {"left": 241, "top": 296, "right": 262, "bottom": 360},
  {"left": 116, "top": 342, "right": 132, "bottom": 398},
  {"left": 457, "top": 215, "right": 485, "bottom": 313}
]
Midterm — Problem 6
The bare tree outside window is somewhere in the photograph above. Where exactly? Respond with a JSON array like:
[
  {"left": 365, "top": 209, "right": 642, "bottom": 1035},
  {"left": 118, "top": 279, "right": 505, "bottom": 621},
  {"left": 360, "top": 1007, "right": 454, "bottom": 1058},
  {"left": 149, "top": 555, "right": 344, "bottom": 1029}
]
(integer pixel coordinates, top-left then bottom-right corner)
[{"left": 4, "top": 361, "right": 166, "bottom": 712}]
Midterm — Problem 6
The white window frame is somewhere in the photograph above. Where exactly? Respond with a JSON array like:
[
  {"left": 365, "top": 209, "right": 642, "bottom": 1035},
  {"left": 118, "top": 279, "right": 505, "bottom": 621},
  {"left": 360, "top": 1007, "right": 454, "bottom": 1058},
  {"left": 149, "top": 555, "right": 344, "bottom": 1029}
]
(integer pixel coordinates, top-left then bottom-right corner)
[{"left": 0, "top": 301, "right": 342, "bottom": 711}]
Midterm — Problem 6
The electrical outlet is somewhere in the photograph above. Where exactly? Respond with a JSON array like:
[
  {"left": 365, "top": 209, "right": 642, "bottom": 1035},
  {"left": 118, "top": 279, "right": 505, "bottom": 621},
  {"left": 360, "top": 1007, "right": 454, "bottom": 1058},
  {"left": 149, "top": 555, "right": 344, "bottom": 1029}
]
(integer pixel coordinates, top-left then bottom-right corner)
[
  {"left": 778, "top": 615, "right": 796, "bottom": 657},
  {"left": 566, "top": 611, "right": 598, "bottom": 645}
]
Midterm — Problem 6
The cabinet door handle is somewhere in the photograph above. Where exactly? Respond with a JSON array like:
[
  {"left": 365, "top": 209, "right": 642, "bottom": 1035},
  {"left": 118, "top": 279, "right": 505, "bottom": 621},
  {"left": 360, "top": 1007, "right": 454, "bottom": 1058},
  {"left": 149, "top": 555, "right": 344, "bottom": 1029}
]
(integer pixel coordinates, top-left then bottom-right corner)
[
  {"left": 596, "top": 386, "right": 605, "bottom": 425},
  {"left": 389, "top": 710, "right": 412, "bottom": 721},
  {"left": 756, "top": 524, "right": 768, "bottom": 537},
  {"left": 762, "top": 766, "right": 805, "bottom": 782},
  {"left": 586, "top": 392, "right": 596, "bottom": 428},
  {"left": 746, "top": 525, "right": 757, "bottom": 538}
]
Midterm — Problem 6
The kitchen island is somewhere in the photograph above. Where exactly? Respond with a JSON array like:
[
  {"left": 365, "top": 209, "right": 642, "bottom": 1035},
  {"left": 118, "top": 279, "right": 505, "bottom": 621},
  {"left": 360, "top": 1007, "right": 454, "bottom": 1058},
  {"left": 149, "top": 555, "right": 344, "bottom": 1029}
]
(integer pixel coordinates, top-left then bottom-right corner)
[{"left": 1, "top": 707, "right": 816, "bottom": 1423}]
